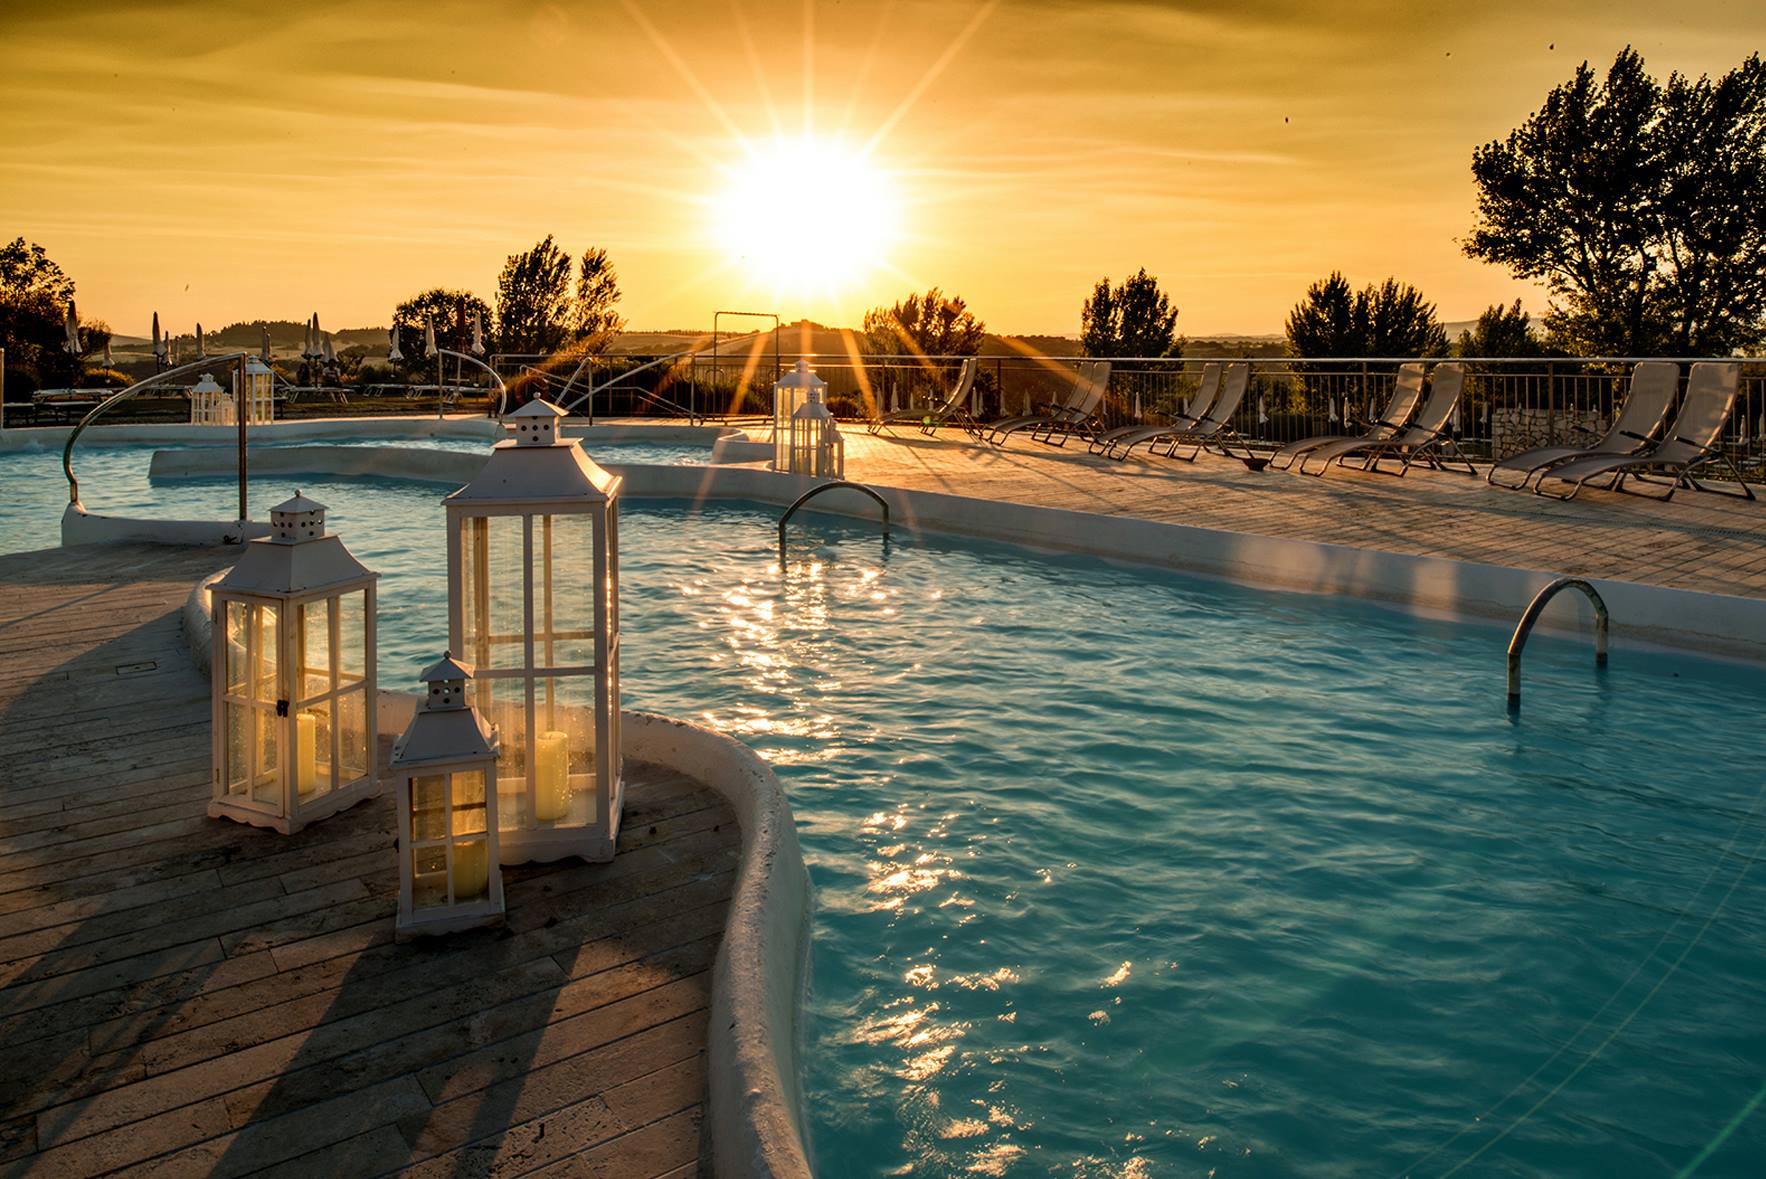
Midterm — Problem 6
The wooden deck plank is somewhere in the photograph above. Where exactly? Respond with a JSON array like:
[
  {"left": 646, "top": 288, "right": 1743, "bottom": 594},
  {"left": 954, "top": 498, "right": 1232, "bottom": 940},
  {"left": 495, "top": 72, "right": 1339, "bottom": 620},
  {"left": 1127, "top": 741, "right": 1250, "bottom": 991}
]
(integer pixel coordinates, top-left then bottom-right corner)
[{"left": 0, "top": 544, "right": 733, "bottom": 1175}]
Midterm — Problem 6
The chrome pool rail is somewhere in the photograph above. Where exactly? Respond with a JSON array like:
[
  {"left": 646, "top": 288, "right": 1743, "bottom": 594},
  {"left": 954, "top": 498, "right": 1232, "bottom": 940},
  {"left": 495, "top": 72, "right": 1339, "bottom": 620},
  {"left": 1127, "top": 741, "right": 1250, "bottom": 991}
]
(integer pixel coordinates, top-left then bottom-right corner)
[
  {"left": 63, "top": 352, "right": 254, "bottom": 513},
  {"left": 779, "top": 480, "right": 890, "bottom": 565},
  {"left": 1507, "top": 576, "right": 1609, "bottom": 705}
]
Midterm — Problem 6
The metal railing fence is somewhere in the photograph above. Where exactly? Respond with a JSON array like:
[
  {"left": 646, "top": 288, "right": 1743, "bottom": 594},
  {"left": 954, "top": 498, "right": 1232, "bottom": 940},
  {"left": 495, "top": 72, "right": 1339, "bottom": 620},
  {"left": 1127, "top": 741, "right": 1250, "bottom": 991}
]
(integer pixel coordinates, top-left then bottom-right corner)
[{"left": 489, "top": 351, "right": 1766, "bottom": 477}]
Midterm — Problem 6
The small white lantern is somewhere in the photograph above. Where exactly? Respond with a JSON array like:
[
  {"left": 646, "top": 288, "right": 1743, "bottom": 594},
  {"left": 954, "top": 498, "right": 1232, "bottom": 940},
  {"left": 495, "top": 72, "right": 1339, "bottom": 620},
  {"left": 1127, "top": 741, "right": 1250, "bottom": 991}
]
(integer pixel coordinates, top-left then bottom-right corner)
[
  {"left": 190, "top": 373, "right": 230, "bottom": 425},
  {"left": 444, "top": 399, "right": 624, "bottom": 864},
  {"left": 391, "top": 653, "right": 505, "bottom": 937},
  {"left": 209, "top": 492, "right": 379, "bottom": 834},
  {"left": 772, "top": 358, "right": 828, "bottom": 472},
  {"left": 234, "top": 356, "right": 274, "bottom": 423},
  {"left": 789, "top": 379, "right": 844, "bottom": 479}
]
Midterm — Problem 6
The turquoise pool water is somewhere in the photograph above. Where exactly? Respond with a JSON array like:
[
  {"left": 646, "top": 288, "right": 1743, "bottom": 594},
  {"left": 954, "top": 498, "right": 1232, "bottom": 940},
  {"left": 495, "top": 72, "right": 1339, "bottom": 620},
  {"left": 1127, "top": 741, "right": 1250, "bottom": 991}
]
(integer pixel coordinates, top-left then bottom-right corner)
[
  {"left": 0, "top": 437, "right": 704, "bottom": 555},
  {"left": 1, "top": 466, "right": 1761, "bottom": 1176}
]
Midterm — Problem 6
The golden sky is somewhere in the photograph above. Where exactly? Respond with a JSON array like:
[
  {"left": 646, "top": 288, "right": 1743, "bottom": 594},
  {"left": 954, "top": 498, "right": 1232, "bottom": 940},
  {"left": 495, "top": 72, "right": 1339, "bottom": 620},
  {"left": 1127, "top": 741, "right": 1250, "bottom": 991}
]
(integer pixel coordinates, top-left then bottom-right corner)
[{"left": 3, "top": 0, "right": 1762, "bottom": 338}]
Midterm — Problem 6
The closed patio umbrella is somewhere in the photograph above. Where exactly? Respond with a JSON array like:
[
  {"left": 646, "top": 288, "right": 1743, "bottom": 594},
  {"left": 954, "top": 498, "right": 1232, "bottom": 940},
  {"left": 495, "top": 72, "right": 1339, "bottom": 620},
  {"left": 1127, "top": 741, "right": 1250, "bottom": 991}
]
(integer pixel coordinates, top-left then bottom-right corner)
[
  {"left": 261, "top": 325, "right": 273, "bottom": 364},
  {"left": 63, "top": 302, "right": 82, "bottom": 354},
  {"left": 471, "top": 311, "right": 484, "bottom": 356},
  {"left": 322, "top": 332, "right": 336, "bottom": 364},
  {"left": 103, "top": 338, "right": 114, "bottom": 368},
  {"left": 423, "top": 320, "right": 437, "bottom": 358},
  {"left": 387, "top": 325, "right": 403, "bottom": 364},
  {"left": 195, "top": 323, "right": 205, "bottom": 358},
  {"left": 152, "top": 312, "right": 165, "bottom": 360}
]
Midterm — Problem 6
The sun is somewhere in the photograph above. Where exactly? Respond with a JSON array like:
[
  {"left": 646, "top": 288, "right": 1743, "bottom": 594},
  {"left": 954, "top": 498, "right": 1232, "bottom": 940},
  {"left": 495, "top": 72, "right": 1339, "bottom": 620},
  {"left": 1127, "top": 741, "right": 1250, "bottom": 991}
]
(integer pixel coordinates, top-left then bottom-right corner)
[{"left": 712, "top": 134, "right": 901, "bottom": 303}]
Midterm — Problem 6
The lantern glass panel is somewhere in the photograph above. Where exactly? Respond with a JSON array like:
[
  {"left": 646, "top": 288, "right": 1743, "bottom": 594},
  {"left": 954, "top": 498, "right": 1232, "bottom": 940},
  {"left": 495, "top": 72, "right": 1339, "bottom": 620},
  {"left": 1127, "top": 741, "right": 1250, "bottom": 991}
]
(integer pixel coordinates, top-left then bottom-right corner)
[
  {"left": 537, "top": 514, "right": 597, "bottom": 670},
  {"left": 225, "top": 701, "right": 252, "bottom": 797},
  {"left": 452, "top": 771, "right": 488, "bottom": 836},
  {"left": 337, "top": 591, "right": 366, "bottom": 686},
  {"left": 252, "top": 707, "right": 280, "bottom": 802},
  {"left": 537, "top": 673, "right": 596, "bottom": 824},
  {"left": 252, "top": 605, "right": 278, "bottom": 702},
  {"left": 337, "top": 689, "right": 368, "bottom": 783},
  {"left": 413, "top": 774, "right": 446, "bottom": 841},
  {"left": 224, "top": 601, "right": 249, "bottom": 695},
  {"left": 412, "top": 845, "right": 447, "bottom": 909},
  {"left": 298, "top": 599, "right": 332, "bottom": 702},
  {"left": 296, "top": 698, "right": 334, "bottom": 798},
  {"left": 460, "top": 515, "right": 526, "bottom": 670},
  {"left": 478, "top": 676, "right": 527, "bottom": 826}
]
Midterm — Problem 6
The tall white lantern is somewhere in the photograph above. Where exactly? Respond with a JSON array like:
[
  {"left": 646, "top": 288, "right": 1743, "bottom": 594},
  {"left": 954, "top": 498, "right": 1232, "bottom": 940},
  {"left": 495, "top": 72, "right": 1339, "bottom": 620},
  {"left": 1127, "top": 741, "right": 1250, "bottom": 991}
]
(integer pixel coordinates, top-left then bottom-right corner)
[
  {"left": 190, "top": 373, "right": 231, "bottom": 425},
  {"left": 444, "top": 399, "right": 624, "bottom": 864},
  {"left": 234, "top": 355, "right": 274, "bottom": 423},
  {"left": 390, "top": 653, "right": 505, "bottom": 937},
  {"left": 772, "top": 358, "right": 828, "bottom": 472},
  {"left": 789, "top": 383, "right": 845, "bottom": 479},
  {"left": 209, "top": 492, "right": 379, "bottom": 834}
]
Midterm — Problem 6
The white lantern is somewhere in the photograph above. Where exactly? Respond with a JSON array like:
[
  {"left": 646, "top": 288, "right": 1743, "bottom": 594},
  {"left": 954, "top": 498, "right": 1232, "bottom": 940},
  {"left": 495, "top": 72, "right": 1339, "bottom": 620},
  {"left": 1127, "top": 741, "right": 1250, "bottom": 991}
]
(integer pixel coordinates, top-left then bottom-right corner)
[
  {"left": 444, "top": 399, "right": 624, "bottom": 864},
  {"left": 789, "top": 380, "right": 844, "bottom": 479},
  {"left": 390, "top": 653, "right": 505, "bottom": 937},
  {"left": 234, "top": 356, "right": 274, "bottom": 423},
  {"left": 209, "top": 492, "right": 379, "bottom": 833},
  {"left": 772, "top": 358, "right": 828, "bottom": 472},
  {"left": 190, "top": 372, "right": 229, "bottom": 425}
]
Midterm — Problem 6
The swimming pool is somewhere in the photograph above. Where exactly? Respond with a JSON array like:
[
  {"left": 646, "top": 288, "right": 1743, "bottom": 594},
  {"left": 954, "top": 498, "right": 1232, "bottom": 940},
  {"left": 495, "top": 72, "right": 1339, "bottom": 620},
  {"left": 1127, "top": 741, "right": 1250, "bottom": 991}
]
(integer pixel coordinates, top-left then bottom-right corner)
[{"left": 5, "top": 466, "right": 1763, "bottom": 1176}]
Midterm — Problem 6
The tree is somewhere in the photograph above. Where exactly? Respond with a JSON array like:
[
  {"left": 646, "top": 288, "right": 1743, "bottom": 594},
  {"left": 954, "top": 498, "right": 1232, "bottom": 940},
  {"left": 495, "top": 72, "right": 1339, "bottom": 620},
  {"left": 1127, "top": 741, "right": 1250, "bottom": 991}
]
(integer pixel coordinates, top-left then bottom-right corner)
[
  {"left": 1456, "top": 300, "right": 1545, "bottom": 357},
  {"left": 0, "top": 237, "right": 103, "bottom": 391},
  {"left": 0, "top": 237, "right": 74, "bottom": 302},
  {"left": 391, "top": 288, "right": 495, "bottom": 374},
  {"left": 496, "top": 235, "right": 575, "bottom": 355},
  {"left": 1466, "top": 48, "right": 1766, "bottom": 355},
  {"left": 1079, "top": 268, "right": 1182, "bottom": 357},
  {"left": 1285, "top": 272, "right": 1447, "bottom": 357},
  {"left": 862, "top": 288, "right": 986, "bottom": 356},
  {"left": 572, "top": 247, "right": 624, "bottom": 345}
]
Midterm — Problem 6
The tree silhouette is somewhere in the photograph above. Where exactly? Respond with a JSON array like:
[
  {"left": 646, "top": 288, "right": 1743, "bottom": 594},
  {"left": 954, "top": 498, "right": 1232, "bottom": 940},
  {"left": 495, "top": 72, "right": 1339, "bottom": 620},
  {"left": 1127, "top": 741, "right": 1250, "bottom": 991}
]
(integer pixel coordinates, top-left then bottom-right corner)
[
  {"left": 1080, "top": 268, "right": 1181, "bottom": 357},
  {"left": 862, "top": 288, "right": 986, "bottom": 356},
  {"left": 1285, "top": 272, "right": 1446, "bottom": 358},
  {"left": 391, "top": 288, "right": 494, "bottom": 374},
  {"left": 1466, "top": 48, "right": 1766, "bottom": 355},
  {"left": 496, "top": 236, "right": 575, "bottom": 355},
  {"left": 1455, "top": 300, "right": 1546, "bottom": 357},
  {"left": 573, "top": 247, "right": 625, "bottom": 346}
]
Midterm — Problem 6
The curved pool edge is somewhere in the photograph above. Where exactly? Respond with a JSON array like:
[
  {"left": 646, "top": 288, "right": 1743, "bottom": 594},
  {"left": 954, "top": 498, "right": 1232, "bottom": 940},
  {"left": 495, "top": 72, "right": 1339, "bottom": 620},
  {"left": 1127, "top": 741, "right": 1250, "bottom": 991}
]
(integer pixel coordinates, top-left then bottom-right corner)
[{"left": 181, "top": 573, "right": 816, "bottom": 1179}]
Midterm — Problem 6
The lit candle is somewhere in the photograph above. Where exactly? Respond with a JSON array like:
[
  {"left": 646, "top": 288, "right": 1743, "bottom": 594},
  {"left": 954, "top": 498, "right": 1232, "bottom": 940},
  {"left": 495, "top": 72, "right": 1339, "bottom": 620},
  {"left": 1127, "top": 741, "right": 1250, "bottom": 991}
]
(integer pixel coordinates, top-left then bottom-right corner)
[
  {"left": 451, "top": 839, "right": 489, "bottom": 900},
  {"left": 296, "top": 710, "right": 318, "bottom": 796},
  {"left": 535, "top": 730, "right": 570, "bottom": 821}
]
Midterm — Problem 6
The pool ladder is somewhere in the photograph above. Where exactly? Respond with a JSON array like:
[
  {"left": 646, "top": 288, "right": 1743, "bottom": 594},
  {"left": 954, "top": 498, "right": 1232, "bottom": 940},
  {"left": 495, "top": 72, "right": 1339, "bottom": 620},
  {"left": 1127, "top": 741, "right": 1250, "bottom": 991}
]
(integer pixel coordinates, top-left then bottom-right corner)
[
  {"left": 1507, "top": 577, "right": 1608, "bottom": 706},
  {"left": 778, "top": 480, "right": 890, "bottom": 564}
]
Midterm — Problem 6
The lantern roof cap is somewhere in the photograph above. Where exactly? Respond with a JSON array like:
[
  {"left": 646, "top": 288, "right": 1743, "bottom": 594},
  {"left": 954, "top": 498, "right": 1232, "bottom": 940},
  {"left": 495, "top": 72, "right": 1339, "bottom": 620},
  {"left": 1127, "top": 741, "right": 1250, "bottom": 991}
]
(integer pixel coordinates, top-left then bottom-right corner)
[
  {"left": 244, "top": 356, "right": 272, "bottom": 375},
  {"left": 446, "top": 434, "right": 621, "bottom": 505},
  {"left": 420, "top": 651, "right": 474, "bottom": 683},
  {"left": 272, "top": 489, "right": 326, "bottom": 516},
  {"left": 192, "top": 373, "right": 224, "bottom": 392},
  {"left": 775, "top": 357, "right": 826, "bottom": 389},
  {"left": 507, "top": 399, "right": 567, "bottom": 421}
]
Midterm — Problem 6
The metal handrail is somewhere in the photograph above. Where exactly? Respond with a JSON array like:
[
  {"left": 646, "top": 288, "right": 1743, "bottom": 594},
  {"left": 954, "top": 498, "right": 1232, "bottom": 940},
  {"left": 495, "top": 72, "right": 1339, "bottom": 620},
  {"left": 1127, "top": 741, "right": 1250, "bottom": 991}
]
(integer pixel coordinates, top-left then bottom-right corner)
[
  {"left": 431, "top": 348, "right": 508, "bottom": 419},
  {"left": 63, "top": 351, "right": 251, "bottom": 508},
  {"left": 1507, "top": 577, "right": 1609, "bottom": 704},
  {"left": 548, "top": 327, "right": 781, "bottom": 419},
  {"left": 778, "top": 480, "right": 890, "bottom": 564}
]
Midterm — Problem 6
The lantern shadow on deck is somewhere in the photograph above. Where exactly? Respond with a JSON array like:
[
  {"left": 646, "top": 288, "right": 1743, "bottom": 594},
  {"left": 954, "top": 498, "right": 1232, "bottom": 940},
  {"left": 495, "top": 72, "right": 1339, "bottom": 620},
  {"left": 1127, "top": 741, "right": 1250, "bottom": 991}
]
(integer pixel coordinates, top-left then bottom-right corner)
[
  {"left": 444, "top": 399, "right": 625, "bottom": 865},
  {"left": 209, "top": 492, "right": 379, "bottom": 834}
]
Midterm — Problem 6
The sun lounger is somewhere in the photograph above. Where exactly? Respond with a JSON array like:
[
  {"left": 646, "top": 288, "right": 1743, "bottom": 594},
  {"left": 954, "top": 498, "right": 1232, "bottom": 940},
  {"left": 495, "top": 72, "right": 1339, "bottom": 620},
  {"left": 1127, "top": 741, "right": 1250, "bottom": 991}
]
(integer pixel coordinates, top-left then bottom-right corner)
[
  {"left": 1534, "top": 361, "right": 1751, "bottom": 501},
  {"left": 1269, "top": 363, "right": 1425, "bottom": 471},
  {"left": 1298, "top": 362, "right": 1471, "bottom": 476},
  {"left": 1142, "top": 362, "right": 1250, "bottom": 462},
  {"left": 868, "top": 357, "right": 982, "bottom": 438},
  {"left": 1090, "top": 363, "right": 1222, "bottom": 458},
  {"left": 987, "top": 361, "right": 1107, "bottom": 446},
  {"left": 1485, "top": 360, "right": 1678, "bottom": 490}
]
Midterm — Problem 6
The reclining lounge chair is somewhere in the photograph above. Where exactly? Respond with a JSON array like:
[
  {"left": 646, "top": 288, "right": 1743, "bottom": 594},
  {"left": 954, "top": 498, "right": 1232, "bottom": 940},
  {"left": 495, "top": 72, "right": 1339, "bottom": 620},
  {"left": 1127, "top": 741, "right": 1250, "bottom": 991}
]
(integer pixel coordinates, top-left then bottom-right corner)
[
  {"left": 1485, "top": 360, "right": 1677, "bottom": 490},
  {"left": 1269, "top": 363, "right": 1424, "bottom": 471},
  {"left": 868, "top": 357, "right": 982, "bottom": 438},
  {"left": 1534, "top": 362, "right": 1750, "bottom": 501},
  {"left": 1090, "top": 363, "right": 1221, "bottom": 459},
  {"left": 1298, "top": 362, "right": 1471, "bottom": 476}
]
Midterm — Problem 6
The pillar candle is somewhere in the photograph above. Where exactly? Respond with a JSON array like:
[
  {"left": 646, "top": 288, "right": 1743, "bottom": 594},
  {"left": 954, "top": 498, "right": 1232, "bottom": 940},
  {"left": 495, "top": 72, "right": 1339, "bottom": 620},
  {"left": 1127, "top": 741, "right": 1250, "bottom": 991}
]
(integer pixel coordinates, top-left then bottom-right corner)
[
  {"left": 535, "top": 730, "right": 570, "bottom": 821},
  {"left": 451, "top": 839, "right": 489, "bottom": 900},
  {"left": 296, "top": 710, "right": 318, "bottom": 797}
]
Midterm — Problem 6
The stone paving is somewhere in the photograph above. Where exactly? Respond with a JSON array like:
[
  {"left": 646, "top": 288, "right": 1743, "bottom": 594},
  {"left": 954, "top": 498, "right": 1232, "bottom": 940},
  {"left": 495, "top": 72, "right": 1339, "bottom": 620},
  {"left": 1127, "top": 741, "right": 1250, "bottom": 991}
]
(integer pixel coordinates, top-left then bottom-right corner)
[{"left": 837, "top": 425, "right": 1766, "bottom": 598}]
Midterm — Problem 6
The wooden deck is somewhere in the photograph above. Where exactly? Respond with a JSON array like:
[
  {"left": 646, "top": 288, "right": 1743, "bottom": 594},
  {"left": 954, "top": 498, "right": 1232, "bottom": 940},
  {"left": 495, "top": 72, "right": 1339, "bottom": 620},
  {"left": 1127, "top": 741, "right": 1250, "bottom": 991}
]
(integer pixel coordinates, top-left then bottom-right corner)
[{"left": 0, "top": 544, "right": 735, "bottom": 1178}]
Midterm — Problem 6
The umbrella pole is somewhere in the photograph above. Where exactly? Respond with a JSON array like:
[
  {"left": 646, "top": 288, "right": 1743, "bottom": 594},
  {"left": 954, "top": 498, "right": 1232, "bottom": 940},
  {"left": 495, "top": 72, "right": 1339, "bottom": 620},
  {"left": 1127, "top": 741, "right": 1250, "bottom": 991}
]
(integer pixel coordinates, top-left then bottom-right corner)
[
  {"left": 436, "top": 349, "right": 444, "bottom": 420},
  {"left": 237, "top": 354, "right": 249, "bottom": 522}
]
